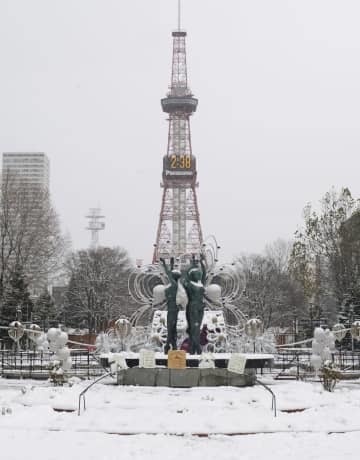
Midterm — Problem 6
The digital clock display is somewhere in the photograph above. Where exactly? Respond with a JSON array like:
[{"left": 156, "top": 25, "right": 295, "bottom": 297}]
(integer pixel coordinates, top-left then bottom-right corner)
[{"left": 170, "top": 155, "right": 192, "bottom": 169}]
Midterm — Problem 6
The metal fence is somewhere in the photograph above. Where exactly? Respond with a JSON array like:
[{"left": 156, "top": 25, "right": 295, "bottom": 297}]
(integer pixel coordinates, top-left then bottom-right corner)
[
  {"left": 0, "top": 350, "right": 105, "bottom": 379},
  {"left": 2, "top": 349, "right": 360, "bottom": 381},
  {"left": 274, "top": 350, "right": 360, "bottom": 379}
]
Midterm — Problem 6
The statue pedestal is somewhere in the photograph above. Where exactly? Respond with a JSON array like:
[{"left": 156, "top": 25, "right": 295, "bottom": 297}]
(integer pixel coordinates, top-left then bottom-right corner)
[{"left": 116, "top": 367, "right": 256, "bottom": 387}]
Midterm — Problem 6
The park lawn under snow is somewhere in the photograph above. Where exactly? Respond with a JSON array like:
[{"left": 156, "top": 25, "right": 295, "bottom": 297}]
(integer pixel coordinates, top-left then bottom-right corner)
[{"left": 0, "top": 377, "right": 360, "bottom": 459}]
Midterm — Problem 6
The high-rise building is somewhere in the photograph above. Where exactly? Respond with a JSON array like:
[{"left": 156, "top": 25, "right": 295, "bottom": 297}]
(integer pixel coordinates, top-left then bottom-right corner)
[
  {"left": 2, "top": 152, "right": 49, "bottom": 189},
  {"left": 1, "top": 152, "right": 51, "bottom": 299}
]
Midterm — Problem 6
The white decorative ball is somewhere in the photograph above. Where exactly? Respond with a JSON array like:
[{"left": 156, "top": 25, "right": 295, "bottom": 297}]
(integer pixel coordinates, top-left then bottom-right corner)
[
  {"left": 62, "top": 357, "right": 72, "bottom": 371},
  {"left": 27, "top": 324, "right": 41, "bottom": 342},
  {"left": 47, "top": 328, "right": 60, "bottom": 342},
  {"left": 205, "top": 284, "right": 222, "bottom": 303},
  {"left": 56, "top": 347, "right": 70, "bottom": 361},
  {"left": 310, "top": 354, "right": 322, "bottom": 371},
  {"left": 153, "top": 285, "right": 166, "bottom": 304},
  {"left": 56, "top": 332, "right": 68, "bottom": 348},
  {"left": 8, "top": 321, "right": 25, "bottom": 341}
]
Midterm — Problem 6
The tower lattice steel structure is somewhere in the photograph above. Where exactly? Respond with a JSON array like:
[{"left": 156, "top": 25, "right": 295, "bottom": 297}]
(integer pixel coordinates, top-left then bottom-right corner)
[{"left": 153, "top": 21, "right": 203, "bottom": 263}]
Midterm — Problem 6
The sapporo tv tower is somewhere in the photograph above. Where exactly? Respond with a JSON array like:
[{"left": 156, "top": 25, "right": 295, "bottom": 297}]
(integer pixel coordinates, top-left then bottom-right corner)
[{"left": 153, "top": 1, "right": 203, "bottom": 263}]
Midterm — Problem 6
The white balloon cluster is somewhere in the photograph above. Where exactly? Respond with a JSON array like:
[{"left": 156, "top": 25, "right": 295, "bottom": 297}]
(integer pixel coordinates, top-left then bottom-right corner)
[
  {"left": 311, "top": 327, "right": 336, "bottom": 372},
  {"left": 47, "top": 328, "right": 72, "bottom": 372}
]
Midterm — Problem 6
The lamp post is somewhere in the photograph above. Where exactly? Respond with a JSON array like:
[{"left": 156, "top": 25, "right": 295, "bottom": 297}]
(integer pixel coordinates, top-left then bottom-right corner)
[
  {"left": 309, "top": 303, "right": 314, "bottom": 338},
  {"left": 16, "top": 306, "right": 22, "bottom": 322},
  {"left": 349, "top": 304, "right": 355, "bottom": 352},
  {"left": 293, "top": 313, "right": 298, "bottom": 343}
]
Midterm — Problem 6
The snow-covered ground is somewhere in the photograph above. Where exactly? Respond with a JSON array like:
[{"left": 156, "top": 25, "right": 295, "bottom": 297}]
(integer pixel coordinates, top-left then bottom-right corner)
[{"left": 1, "top": 377, "right": 360, "bottom": 459}]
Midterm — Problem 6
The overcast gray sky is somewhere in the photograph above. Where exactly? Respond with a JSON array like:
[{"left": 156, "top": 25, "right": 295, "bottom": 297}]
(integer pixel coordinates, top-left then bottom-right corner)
[{"left": 1, "top": 0, "right": 360, "bottom": 262}]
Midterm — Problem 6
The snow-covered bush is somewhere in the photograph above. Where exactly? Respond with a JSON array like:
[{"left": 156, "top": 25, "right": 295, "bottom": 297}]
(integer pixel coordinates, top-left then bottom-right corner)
[
  {"left": 47, "top": 328, "right": 72, "bottom": 384},
  {"left": 311, "top": 327, "right": 338, "bottom": 392},
  {"left": 322, "top": 362, "right": 341, "bottom": 392}
]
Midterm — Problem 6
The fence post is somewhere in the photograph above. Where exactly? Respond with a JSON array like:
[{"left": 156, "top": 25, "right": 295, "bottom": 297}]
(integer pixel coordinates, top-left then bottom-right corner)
[
  {"left": 88, "top": 351, "right": 90, "bottom": 380},
  {"left": 296, "top": 353, "right": 300, "bottom": 380}
]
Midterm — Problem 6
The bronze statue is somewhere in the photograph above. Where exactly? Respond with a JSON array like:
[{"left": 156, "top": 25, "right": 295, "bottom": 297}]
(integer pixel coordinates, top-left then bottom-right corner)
[
  {"left": 183, "top": 254, "right": 206, "bottom": 355},
  {"left": 160, "top": 257, "right": 181, "bottom": 353}
]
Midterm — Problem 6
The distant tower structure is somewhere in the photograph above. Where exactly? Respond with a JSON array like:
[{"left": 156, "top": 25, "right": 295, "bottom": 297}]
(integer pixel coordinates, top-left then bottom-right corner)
[
  {"left": 86, "top": 208, "right": 105, "bottom": 249},
  {"left": 153, "top": 2, "right": 203, "bottom": 263}
]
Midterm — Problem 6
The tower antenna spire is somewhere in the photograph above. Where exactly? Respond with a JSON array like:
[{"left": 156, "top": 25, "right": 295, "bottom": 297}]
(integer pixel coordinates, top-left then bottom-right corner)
[{"left": 178, "top": 0, "right": 181, "bottom": 31}]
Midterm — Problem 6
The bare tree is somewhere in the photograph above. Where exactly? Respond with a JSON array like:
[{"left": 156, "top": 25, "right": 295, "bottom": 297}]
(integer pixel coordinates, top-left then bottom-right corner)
[
  {"left": 290, "top": 187, "right": 360, "bottom": 315},
  {"left": 0, "top": 171, "right": 67, "bottom": 320},
  {"left": 265, "top": 239, "right": 293, "bottom": 273},
  {"left": 236, "top": 240, "right": 304, "bottom": 328}
]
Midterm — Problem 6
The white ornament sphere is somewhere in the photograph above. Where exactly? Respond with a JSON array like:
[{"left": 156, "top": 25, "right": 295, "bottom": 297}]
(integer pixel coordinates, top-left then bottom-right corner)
[
  {"left": 62, "top": 357, "right": 72, "bottom": 371},
  {"left": 56, "top": 347, "right": 70, "bottom": 361},
  {"left": 310, "top": 354, "right": 322, "bottom": 371},
  {"left": 27, "top": 324, "right": 41, "bottom": 342},
  {"left": 56, "top": 332, "right": 68, "bottom": 348},
  {"left": 47, "top": 328, "right": 60, "bottom": 342},
  {"left": 205, "top": 284, "right": 222, "bottom": 303},
  {"left": 153, "top": 285, "right": 166, "bottom": 304},
  {"left": 8, "top": 321, "right": 25, "bottom": 341}
]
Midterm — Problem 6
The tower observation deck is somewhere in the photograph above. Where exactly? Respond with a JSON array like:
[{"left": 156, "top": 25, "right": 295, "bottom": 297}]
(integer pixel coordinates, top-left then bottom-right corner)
[{"left": 153, "top": 21, "right": 203, "bottom": 263}]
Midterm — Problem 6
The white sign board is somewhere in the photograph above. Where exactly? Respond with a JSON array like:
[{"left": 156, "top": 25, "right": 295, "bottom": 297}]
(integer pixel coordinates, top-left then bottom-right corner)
[
  {"left": 227, "top": 354, "right": 247, "bottom": 375},
  {"left": 139, "top": 349, "right": 156, "bottom": 369}
]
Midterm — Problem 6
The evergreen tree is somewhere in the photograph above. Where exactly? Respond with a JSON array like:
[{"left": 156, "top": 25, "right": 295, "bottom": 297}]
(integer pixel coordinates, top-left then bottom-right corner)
[
  {"left": 1, "top": 267, "right": 33, "bottom": 324},
  {"left": 64, "top": 247, "right": 134, "bottom": 332}
]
